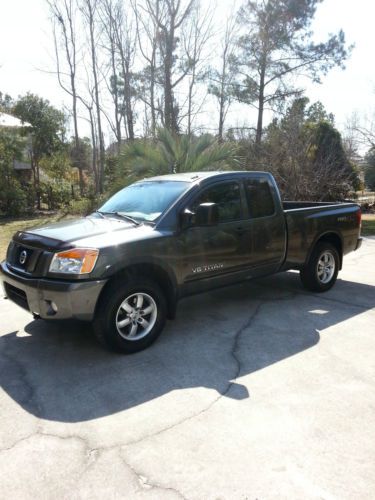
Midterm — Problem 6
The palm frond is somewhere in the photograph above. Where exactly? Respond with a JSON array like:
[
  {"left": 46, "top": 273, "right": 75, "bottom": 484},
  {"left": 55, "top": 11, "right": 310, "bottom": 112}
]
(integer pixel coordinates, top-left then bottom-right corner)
[
  {"left": 190, "top": 142, "right": 239, "bottom": 171},
  {"left": 121, "top": 129, "right": 239, "bottom": 179}
]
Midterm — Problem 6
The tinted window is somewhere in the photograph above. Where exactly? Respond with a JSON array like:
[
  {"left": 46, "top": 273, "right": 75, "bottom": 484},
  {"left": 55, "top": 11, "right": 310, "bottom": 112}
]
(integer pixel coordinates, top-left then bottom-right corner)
[
  {"left": 245, "top": 178, "right": 275, "bottom": 218},
  {"left": 191, "top": 182, "right": 242, "bottom": 223},
  {"left": 99, "top": 181, "right": 189, "bottom": 222}
]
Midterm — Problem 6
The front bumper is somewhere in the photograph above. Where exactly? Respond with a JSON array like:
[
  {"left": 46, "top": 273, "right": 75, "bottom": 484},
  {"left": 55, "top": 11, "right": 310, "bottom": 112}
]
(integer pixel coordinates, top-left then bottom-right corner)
[{"left": 0, "top": 261, "right": 107, "bottom": 321}]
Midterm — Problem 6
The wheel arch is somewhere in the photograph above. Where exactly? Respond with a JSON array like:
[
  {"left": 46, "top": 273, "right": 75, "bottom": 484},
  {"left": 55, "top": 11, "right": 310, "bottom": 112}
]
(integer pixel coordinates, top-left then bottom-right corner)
[
  {"left": 307, "top": 231, "right": 343, "bottom": 269},
  {"left": 95, "top": 262, "right": 178, "bottom": 320}
]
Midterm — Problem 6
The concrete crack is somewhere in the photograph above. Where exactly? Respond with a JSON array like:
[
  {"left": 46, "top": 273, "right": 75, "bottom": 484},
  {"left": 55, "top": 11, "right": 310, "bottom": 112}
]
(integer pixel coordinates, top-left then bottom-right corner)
[
  {"left": 0, "top": 290, "right": 303, "bottom": 457},
  {"left": 0, "top": 432, "right": 39, "bottom": 453},
  {"left": 123, "top": 301, "right": 264, "bottom": 448},
  {"left": 118, "top": 449, "right": 188, "bottom": 499},
  {"left": 0, "top": 430, "right": 91, "bottom": 454},
  {"left": 222, "top": 300, "right": 263, "bottom": 397},
  {"left": 0, "top": 289, "right": 309, "bottom": 494},
  {"left": 0, "top": 429, "right": 188, "bottom": 498}
]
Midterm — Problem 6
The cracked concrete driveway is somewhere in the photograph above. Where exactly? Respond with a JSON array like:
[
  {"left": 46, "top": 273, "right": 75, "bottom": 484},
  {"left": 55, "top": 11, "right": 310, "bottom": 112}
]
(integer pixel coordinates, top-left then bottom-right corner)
[{"left": 1, "top": 239, "right": 375, "bottom": 499}]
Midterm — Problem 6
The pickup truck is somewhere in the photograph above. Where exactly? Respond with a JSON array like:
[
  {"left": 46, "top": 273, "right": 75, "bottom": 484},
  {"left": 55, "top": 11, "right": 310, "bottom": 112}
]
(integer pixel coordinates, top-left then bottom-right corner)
[{"left": 1, "top": 171, "right": 362, "bottom": 353}]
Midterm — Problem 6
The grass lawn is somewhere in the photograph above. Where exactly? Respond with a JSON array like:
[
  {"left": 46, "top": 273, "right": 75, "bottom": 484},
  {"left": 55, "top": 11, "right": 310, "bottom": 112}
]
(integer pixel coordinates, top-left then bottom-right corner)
[
  {"left": 0, "top": 214, "right": 70, "bottom": 261},
  {"left": 362, "top": 214, "right": 375, "bottom": 237}
]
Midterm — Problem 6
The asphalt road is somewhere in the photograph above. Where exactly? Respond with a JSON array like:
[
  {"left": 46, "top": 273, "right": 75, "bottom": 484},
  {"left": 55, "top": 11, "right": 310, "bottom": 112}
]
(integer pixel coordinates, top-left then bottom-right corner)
[{"left": 1, "top": 239, "right": 374, "bottom": 499}]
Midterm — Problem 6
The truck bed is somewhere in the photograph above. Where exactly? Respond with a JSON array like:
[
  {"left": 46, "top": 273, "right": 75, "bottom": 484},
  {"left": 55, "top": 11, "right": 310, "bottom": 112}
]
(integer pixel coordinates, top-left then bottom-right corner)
[{"left": 282, "top": 200, "right": 361, "bottom": 269}]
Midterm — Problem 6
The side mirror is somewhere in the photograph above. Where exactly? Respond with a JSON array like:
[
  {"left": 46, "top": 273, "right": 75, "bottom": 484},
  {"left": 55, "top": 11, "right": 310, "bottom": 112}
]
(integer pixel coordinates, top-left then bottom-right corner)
[
  {"left": 196, "top": 202, "right": 219, "bottom": 226},
  {"left": 180, "top": 203, "right": 219, "bottom": 229},
  {"left": 180, "top": 208, "right": 195, "bottom": 229}
]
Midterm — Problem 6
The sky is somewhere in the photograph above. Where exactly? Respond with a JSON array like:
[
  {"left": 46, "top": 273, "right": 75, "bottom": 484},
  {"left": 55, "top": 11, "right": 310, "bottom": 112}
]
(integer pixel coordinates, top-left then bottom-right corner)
[{"left": 0, "top": 0, "right": 375, "bottom": 139}]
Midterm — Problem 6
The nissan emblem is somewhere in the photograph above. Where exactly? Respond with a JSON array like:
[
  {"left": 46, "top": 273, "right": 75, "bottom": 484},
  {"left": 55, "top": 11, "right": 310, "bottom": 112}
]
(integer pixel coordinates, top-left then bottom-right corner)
[{"left": 19, "top": 250, "right": 27, "bottom": 265}]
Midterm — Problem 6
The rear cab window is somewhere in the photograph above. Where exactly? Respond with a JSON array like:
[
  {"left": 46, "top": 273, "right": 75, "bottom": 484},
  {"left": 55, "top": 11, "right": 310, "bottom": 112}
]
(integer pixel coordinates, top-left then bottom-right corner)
[{"left": 245, "top": 177, "right": 275, "bottom": 218}]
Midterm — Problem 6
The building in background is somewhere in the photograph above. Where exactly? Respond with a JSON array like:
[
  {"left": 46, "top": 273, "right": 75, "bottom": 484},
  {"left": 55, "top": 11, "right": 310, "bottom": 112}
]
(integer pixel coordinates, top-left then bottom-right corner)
[{"left": 0, "top": 112, "right": 32, "bottom": 177}]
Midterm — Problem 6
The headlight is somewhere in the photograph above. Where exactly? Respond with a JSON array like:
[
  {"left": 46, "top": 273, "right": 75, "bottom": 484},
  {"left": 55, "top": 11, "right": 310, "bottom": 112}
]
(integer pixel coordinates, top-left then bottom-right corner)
[{"left": 49, "top": 248, "right": 99, "bottom": 274}]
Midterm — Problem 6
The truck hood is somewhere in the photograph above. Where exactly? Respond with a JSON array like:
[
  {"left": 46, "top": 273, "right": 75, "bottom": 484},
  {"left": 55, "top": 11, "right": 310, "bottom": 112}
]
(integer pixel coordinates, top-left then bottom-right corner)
[{"left": 14, "top": 216, "right": 154, "bottom": 250}]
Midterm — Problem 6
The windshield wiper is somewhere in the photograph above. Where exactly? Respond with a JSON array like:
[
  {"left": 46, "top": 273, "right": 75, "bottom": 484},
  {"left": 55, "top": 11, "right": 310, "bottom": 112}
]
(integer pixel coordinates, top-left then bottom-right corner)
[
  {"left": 107, "top": 211, "right": 141, "bottom": 226},
  {"left": 94, "top": 210, "right": 109, "bottom": 219}
]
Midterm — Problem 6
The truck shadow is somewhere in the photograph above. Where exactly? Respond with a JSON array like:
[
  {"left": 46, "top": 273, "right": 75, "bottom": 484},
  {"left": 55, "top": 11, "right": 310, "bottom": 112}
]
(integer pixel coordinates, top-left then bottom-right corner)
[{"left": 0, "top": 271, "right": 374, "bottom": 423}]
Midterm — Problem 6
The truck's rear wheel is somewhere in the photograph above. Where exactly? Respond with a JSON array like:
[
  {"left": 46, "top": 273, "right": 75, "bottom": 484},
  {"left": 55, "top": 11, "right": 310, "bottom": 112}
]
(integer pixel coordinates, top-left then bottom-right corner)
[
  {"left": 93, "top": 278, "right": 167, "bottom": 354},
  {"left": 300, "top": 242, "right": 339, "bottom": 292}
]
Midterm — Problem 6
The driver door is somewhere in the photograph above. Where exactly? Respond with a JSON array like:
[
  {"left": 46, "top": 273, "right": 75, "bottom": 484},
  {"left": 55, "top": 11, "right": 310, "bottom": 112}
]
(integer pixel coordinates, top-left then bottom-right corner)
[{"left": 177, "top": 181, "right": 251, "bottom": 293}]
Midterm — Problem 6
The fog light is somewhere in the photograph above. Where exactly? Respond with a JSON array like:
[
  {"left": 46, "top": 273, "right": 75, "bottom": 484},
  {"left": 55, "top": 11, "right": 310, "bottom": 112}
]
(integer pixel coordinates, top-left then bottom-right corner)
[{"left": 45, "top": 300, "right": 58, "bottom": 316}]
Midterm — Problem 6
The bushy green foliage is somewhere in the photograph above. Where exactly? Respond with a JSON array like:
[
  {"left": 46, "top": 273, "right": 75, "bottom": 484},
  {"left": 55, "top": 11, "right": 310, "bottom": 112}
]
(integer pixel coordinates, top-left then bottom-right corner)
[
  {"left": 0, "top": 85, "right": 362, "bottom": 217},
  {"left": 117, "top": 128, "right": 239, "bottom": 181},
  {"left": 232, "top": 0, "right": 350, "bottom": 143},
  {"left": 39, "top": 180, "right": 72, "bottom": 210},
  {"left": 0, "top": 92, "right": 14, "bottom": 113},
  {"left": 68, "top": 191, "right": 106, "bottom": 216},
  {"left": 0, "top": 130, "right": 29, "bottom": 215},
  {"left": 13, "top": 94, "right": 65, "bottom": 162},
  {"left": 364, "top": 148, "right": 375, "bottom": 190},
  {"left": 0, "top": 181, "right": 28, "bottom": 217},
  {"left": 69, "top": 137, "right": 91, "bottom": 172},
  {"left": 260, "top": 98, "right": 359, "bottom": 200},
  {"left": 39, "top": 150, "right": 71, "bottom": 180}
]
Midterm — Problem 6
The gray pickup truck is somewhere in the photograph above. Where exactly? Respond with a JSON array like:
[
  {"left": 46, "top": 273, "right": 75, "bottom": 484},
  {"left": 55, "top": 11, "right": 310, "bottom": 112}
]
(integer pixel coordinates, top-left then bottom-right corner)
[{"left": 1, "top": 171, "right": 362, "bottom": 353}]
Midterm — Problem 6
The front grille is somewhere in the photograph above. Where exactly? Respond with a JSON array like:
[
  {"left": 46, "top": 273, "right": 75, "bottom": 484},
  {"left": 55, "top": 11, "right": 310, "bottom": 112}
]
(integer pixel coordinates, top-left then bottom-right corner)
[
  {"left": 4, "top": 282, "right": 29, "bottom": 311},
  {"left": 7, "top": 242, "right": 40, "bottom": 274}
]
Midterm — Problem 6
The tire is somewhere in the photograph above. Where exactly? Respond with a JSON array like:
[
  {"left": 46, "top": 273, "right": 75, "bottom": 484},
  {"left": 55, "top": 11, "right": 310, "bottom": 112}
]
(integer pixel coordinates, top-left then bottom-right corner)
[
  {"left": 300, "top": 242, "right": 339, "bottom": 293},
  {"left": 93, "top": 277, "right": 167, "bottom": 354}
]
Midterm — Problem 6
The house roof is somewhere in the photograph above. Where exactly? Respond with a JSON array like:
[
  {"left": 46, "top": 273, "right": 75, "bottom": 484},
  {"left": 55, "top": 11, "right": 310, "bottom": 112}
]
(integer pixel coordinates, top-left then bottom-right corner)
[
  {"left": 0, "top": 112, "right": 31, "bottom": 128},
  {"left": 14, "top": 160, "right": 31, "bottom": 170}
]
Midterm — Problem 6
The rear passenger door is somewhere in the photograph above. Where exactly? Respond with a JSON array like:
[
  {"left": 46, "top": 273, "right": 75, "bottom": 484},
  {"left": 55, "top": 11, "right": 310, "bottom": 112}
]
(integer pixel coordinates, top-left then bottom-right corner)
[{"left": 243, "top": 176, "right": 286, "bottom": 272}]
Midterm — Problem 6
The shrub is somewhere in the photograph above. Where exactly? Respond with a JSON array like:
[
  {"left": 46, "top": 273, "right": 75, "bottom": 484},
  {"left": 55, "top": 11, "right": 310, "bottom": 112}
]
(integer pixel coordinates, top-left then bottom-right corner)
[
  {"left": 0, "top": 180, "right": 28, "bottom": 216},
  {"left": 68, "top": 193, "right": 106, "bottom": 216},
  {"left": 39, "top": 180, "right": 72, "bottom": 210}
]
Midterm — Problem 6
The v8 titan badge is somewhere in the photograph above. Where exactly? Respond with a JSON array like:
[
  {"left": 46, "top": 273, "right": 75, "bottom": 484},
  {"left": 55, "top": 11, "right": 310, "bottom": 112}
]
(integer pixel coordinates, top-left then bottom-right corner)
[{"left": 192, "top": 263, "right": 224, "bottom": 274}]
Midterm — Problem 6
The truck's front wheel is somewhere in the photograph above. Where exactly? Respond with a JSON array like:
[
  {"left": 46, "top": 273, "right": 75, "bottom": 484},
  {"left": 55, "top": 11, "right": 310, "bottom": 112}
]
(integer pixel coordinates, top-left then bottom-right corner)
[
  {"left": 300, "top": 242, "right": 339, "bottom": 292},
  {"left": 93, "top": 278, "right": 167, "bottom": 354}
]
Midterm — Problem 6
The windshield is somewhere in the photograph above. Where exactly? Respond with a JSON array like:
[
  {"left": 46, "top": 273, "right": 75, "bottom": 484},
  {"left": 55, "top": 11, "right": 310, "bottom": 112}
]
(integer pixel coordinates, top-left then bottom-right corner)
[{"left": 98, "top": 180, "right": 189, "bottom": 222}]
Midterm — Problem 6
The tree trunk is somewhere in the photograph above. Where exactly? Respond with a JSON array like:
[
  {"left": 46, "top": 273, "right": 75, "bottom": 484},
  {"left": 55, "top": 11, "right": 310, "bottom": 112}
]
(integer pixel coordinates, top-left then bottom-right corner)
[
  {"left": 72, "top": 86, "right": 84, "bottom": 195},
  {"left": 218, "top": 93, "right": 225, "bottom": 143},
  {"left": 218, "top": 64, "right": 226, "bottom": 142},
  {"left": 36, "top": 159, "right": 41, "bottom": 210},
  {"left": 118, "top": 41, "right": 134, "bottom": 141},
  {"left": 255, "top": 63, "right": 266, "bottom": 146},
  {"left": 50, "top": 0, "right": 84, "bottom": 195},
  {"left": 86, "top": 0, "right": 105, "bottom": 193},
  {"left": 187, "top": 78, "right": 193, "bottom": 136},
  {"left": 164, "top": 27, "right": 178, "bottom": 135},
  {"left": 124, "top": 59, "right": 134, "bottom": 140},
  {"left": 150, "top": 43, "right": 157, "bottom": 136},
  {"left": 111, "top": 53, "right": 122, "bottom": 152},
  {"left": 90, "top": 109, "right": 99, "bottom": 194}
]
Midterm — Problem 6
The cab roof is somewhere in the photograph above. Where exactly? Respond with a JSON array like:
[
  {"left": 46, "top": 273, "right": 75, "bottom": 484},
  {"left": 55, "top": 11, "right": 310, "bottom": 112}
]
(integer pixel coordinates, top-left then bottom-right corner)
[{"left": 141, "top": 171, "right": 269, "bottom": 183}]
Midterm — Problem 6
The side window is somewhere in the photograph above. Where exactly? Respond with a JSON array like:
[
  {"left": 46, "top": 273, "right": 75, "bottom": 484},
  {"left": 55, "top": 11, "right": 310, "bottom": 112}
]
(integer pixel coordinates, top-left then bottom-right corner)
[
  {"left": 245, "top": 178, "right": 275, "bottom": 218},
  {"left": 191, "top": 182, "right": 242, "bottom": 223}
]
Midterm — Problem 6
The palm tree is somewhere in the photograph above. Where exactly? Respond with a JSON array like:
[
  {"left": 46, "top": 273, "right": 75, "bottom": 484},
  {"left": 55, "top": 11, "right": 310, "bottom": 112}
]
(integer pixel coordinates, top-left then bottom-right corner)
[{"left": 120, "top": 128, "right": 239, "bottom": 178}]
